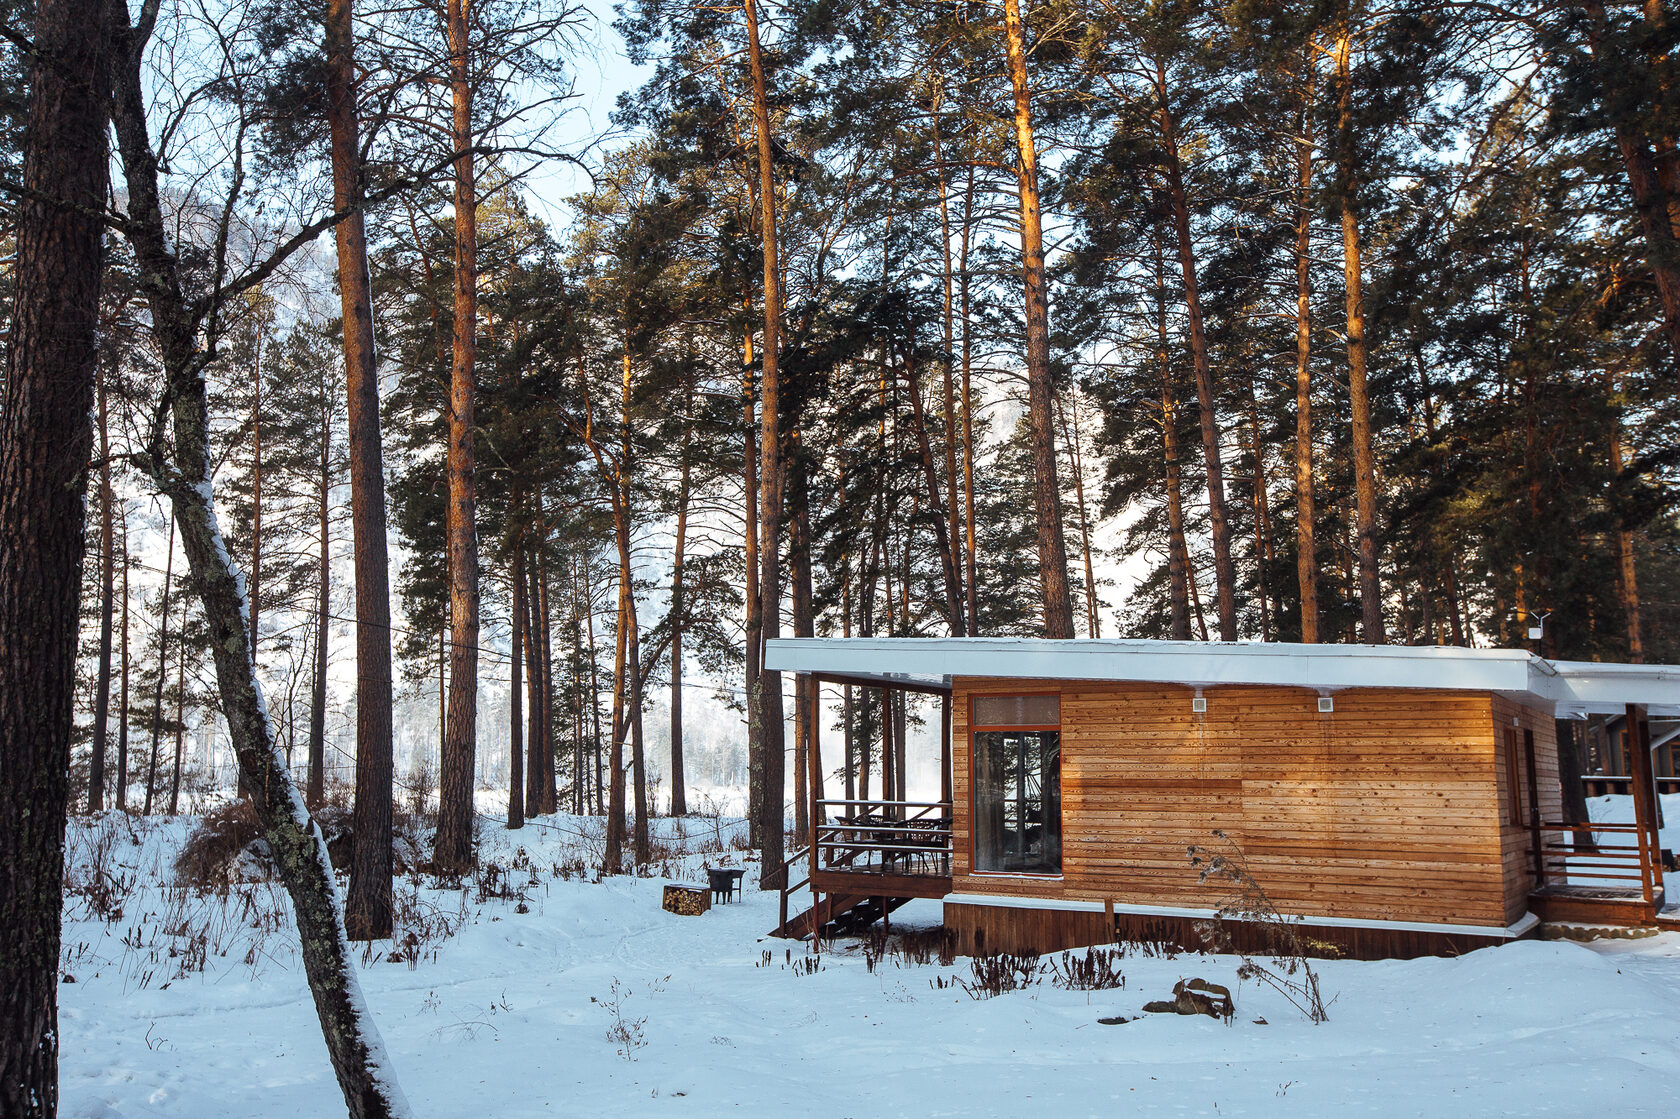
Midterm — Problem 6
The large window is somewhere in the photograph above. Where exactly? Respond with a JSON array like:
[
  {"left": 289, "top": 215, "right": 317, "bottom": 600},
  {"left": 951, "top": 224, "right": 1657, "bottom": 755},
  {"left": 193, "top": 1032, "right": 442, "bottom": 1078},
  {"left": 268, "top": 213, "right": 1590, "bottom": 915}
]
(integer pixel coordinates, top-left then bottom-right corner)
[{"left": 972, "top": 695, "right": 1061, "bottom": 874}]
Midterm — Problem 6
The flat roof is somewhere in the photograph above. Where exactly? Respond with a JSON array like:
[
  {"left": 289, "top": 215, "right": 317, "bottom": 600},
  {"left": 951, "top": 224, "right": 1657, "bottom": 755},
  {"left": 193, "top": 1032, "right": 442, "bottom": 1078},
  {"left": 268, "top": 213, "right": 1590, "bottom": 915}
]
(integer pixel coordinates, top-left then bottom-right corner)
[{"left": 762, "top": 637, "right": 1680, "bottom": 717}]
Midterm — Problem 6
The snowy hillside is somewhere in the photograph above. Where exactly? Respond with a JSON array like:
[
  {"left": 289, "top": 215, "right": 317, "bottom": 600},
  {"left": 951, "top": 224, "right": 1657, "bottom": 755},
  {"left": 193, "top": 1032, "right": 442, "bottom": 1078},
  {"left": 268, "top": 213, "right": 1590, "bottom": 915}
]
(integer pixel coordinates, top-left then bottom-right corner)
[{"left": 57, "top": 811, "right": 1680, "bottom": 1118}]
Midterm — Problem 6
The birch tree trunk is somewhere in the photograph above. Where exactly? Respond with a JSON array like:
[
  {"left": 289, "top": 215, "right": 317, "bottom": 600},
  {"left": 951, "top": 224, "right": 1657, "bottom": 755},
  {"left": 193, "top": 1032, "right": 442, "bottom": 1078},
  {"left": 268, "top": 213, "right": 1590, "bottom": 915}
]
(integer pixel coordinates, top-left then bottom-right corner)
[{"left": 109, "top": 3, "right": 409, "bottom": 1106}]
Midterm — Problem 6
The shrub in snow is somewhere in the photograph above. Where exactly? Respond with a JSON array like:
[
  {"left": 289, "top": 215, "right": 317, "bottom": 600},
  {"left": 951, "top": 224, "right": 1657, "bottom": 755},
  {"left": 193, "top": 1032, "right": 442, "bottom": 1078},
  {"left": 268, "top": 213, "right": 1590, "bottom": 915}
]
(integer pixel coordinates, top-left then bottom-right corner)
[{"left": 1188, "top": 831, "right": 1331, "bottom": 1023}]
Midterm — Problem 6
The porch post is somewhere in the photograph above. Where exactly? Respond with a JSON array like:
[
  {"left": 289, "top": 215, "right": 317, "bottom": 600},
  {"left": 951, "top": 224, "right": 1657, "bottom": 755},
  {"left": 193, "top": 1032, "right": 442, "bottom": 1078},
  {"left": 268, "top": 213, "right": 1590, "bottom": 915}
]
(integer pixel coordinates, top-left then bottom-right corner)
[
  {"left": 1625, "top": 704, "right": 1663, "bottom": 908},
  {"left": 940, "top": 692, "right": 953, "bottom": 806}
]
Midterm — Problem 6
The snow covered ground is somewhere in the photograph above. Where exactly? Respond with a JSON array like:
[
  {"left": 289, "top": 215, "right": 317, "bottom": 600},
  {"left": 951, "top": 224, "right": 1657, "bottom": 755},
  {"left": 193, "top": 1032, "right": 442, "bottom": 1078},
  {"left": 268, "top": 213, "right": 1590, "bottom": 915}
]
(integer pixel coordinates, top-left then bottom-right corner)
[{"left": 57, "top": 806, "right": 1680, "bottom": 1118}]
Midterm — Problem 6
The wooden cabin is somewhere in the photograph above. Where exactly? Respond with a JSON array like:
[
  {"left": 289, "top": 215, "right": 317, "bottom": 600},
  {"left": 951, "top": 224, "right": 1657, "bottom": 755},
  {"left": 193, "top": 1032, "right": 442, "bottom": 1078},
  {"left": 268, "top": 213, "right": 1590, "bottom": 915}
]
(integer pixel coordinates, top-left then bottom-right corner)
[{"left": 763, "top": 638, "right": 1680, "bottom": 959}]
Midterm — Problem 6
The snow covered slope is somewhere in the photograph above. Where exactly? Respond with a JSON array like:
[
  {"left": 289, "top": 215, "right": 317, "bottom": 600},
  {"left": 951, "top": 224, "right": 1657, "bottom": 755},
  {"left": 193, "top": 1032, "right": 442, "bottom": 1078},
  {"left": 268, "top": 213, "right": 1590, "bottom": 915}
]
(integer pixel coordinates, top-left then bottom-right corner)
[{"left": 56, "top": 810, "right": 1680, "bottom": 1118}]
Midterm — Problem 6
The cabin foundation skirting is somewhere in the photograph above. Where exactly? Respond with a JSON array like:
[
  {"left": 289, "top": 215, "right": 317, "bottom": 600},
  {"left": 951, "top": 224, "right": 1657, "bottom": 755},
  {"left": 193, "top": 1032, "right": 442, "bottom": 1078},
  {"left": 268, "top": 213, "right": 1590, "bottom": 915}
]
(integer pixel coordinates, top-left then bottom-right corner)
[{"left": 943, "top": 898, "right": 1540, "bottom": 961}]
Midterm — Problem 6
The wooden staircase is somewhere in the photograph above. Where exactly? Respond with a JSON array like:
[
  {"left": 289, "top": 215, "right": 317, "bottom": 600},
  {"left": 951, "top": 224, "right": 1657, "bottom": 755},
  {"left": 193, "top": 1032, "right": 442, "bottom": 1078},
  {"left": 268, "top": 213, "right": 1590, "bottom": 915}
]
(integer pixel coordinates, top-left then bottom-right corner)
[
  {"left": 770, "top": 802, "right": 956, "bottom": 941},
  {"left": 774, "top": 890, "right": 915, "bottom": 940}
]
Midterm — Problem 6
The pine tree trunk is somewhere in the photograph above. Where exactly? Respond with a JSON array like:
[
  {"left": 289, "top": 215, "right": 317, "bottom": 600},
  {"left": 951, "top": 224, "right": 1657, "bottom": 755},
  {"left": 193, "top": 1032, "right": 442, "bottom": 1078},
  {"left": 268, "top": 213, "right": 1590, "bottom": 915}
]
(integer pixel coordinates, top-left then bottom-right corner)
[
  {"left": 744, "top": 0, "right": 786, "bottom": 887},
  {"left": 526, "top": 546, "right": 545, "bottom": 814},
  {"left": 900, "top": 348, "right": 967, "bottom": 635},
  {"left": 742, "top": 326, "right": 763, "bottom": 851},
  {"left": 168, "top": 630, "right": 186, "bottom": 815},
  {"left": 933, "top": 117, "right": 968, "bottom": 619},
  {"left": 117, "top": 508, "right": 131, "bottom": 810},
  {"left": 627, "top": 594, "right": 650, "bottom": 864},
  {"left": 249, "top": 338, "right": 263, "bottom": 658},
  {"left": 1057, "top": 390, "right": 1100, "bottom": 637},
  {"left": 570, "top": 577, "right": 585, "bottom": 815},
  {"left": 1155, "top": 62, "right": 1238, "bottom": 640},
  {"left": 1002, "top": 0, "right": 1075, "bottom": 639},
  {"left": 669, "top": 441, "right": 689, "bottom": 816},
  {"left": 959, "top": 160, "right": 980, "bottom": 632},
  {"left": 566, "top": 555, "right": 587, "bottom": 813},
  {"left": 323, "top": 0, "right": 394, "bottom": 940},
  {"left": 509, "top": 545, "right": 525, "bottom": 829},
  {"left": 789, "top": 450, "right": 815, "bottom": 844},
  {"left": 604, "top": 576, "right": 628, "bottom": 873},
  {"left": 1155, "top": 233, "right": 1193, "bottom": 641},
  {"left": 308, "top": 391, "right": 329, "bottom": 809},
  {"left": 144, "top": 521, "right": 175, "bottom": 816},
  {"left": 1584, "top": 1, "right": 1680, "bottom": 362},
  {"left": 435, "top": 0, "right": 482, "bottom": 875},
  {"left": 1246, "top": 392, "right": 1274, "bottom": 641},
  {"left": 536, "top": 539, "right": 557, "bottom": 814},
  {"left": 582, "top": 555, "right": 605, "bottom": 814},
  {"left": 0, "top": 0, "right": 111, "bottom": 1104},
  {"left": 1608, "top": 373, "right": 1644, "bottom": 661},
  {"left": 1334, "top": 25, "right": 1384, "bottom": 643},
  {"left": 90, "top": 368, "right": 116, "bottom": 811},
  {"left": 1293, "top": 50, "right": 1320, "bottom": 643}
]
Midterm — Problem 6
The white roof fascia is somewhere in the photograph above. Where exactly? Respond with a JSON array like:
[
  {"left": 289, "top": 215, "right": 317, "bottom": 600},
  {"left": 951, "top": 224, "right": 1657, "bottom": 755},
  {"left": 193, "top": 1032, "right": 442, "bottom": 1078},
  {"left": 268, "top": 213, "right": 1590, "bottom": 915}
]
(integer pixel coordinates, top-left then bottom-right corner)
[
  {"left": 764, "top": 638, "right": 1680, "bottom": 716},
  {"left": 1549, "top": 660, "right": 1680, "bottom": 719}
]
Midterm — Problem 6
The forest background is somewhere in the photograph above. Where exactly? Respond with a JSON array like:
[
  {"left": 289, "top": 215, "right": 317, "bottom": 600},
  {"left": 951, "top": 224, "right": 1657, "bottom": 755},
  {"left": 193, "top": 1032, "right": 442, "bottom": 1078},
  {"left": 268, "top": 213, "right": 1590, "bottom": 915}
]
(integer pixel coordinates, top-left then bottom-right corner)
[{"left": 15, "top": 0, "right": 1679, "bottom": 872}]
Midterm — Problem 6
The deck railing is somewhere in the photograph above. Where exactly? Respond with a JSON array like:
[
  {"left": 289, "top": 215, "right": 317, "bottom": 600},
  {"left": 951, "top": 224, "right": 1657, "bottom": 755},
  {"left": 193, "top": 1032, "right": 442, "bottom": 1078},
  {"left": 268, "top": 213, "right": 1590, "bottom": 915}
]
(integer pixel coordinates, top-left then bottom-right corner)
[
  {"left": 813, "top": 798, "right": 953, "bottom": 878},
  {"left": 1536, "top": 820, "right": 1663, "bottom": 904}
]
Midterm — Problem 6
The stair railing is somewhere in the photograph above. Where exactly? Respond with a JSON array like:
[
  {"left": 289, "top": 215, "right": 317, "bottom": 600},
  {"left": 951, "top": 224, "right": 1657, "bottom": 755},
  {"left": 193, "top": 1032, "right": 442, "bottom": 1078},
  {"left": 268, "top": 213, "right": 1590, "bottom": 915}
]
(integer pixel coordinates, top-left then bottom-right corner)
[{"left": 776, "top": 844, "right": 812, "bottom": 935}]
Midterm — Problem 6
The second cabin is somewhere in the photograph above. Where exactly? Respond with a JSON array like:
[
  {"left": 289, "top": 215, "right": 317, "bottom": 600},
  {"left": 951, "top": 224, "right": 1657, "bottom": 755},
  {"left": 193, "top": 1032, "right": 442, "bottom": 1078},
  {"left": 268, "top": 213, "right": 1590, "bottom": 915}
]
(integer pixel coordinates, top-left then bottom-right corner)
[{"left": 763, "top": 638, "right": 1680, "bottom": 959}]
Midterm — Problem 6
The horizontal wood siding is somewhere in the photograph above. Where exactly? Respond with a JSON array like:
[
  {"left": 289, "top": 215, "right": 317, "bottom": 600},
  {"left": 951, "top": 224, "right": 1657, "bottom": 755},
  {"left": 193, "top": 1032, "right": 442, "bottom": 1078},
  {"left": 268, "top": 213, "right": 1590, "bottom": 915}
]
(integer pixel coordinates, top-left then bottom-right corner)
[
  {"left": 952, "top": 678, "right": 1512, "bottom": 929},
  {"left": 1493, "top": 696, "right": 1562, "bottom": 922}
]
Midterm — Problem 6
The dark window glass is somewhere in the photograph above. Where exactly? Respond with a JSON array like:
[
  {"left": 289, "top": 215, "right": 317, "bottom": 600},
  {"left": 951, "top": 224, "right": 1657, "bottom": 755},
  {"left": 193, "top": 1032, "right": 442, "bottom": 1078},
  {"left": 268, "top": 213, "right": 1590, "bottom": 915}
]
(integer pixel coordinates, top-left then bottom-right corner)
[
  {"left": 973, "top": 730, "right": 1061, "bottom": 873},
  {"left": 972, "top": 694, "right": 1059, "bottom": 727}
]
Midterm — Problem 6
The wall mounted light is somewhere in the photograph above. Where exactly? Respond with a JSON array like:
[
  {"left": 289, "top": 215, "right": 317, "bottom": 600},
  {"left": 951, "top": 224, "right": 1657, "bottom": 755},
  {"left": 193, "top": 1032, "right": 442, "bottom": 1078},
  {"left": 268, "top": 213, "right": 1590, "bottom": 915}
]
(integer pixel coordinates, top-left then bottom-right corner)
[{"left": 1317, "top": 696, "right": 1334, "bottom": 714}]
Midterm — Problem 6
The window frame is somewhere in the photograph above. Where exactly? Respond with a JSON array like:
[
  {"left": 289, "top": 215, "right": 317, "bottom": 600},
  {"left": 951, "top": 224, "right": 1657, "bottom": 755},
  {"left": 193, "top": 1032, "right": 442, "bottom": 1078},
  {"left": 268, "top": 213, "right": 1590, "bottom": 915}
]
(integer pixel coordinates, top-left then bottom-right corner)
[{"left": 968, "top": 692, "right": 1063, "bottom": 879}]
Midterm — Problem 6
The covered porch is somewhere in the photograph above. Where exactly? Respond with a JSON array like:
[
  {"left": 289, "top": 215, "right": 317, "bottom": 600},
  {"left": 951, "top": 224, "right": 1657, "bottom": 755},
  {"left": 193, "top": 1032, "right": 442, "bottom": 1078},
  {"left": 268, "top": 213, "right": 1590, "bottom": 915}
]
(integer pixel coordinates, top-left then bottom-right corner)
[{"left": 772, "top": 668, "right": 956, "bottom": 941}]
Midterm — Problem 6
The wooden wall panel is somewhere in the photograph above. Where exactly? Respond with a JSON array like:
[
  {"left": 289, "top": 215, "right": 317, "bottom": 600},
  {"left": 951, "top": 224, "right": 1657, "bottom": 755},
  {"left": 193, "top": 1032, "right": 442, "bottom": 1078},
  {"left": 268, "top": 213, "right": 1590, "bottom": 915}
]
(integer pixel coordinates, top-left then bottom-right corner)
[
  {"left": 952, "top": 678, "right": 1511, "bottom": 929},
  {"left": 1492, "top": 696, "right": 1562, "bottom": 922}
]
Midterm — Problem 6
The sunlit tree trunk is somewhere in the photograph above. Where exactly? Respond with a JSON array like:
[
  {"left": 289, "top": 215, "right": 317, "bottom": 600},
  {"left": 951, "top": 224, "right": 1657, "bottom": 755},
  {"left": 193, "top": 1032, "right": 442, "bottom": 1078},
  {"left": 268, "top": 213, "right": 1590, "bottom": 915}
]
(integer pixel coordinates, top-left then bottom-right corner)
[
  {"left": 1334, "top": 23, "right": 1384, "bottom": 643},
  {"left": 1002, "top": 0, "right": 1075, "bottom": 638},
  {"left": 744, "top": 0, "right": 786, "bottom": 887},
  {"left": 1294, "top": 48, "right": 1320, "bottom": 643},
  {"left": 325, "top": 0, "right": 394, "bottom": 939},
  {"left": 435, "top": 0, "right": 482, "bottom": 874}
]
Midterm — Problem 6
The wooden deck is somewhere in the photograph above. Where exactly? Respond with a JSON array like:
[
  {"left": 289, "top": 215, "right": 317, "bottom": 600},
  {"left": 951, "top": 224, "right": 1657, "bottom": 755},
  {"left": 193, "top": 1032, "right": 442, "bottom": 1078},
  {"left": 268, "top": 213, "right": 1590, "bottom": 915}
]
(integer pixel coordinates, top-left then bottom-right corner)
[{"left": 774, "top": 800, "right": 953, "bottom": 940}]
